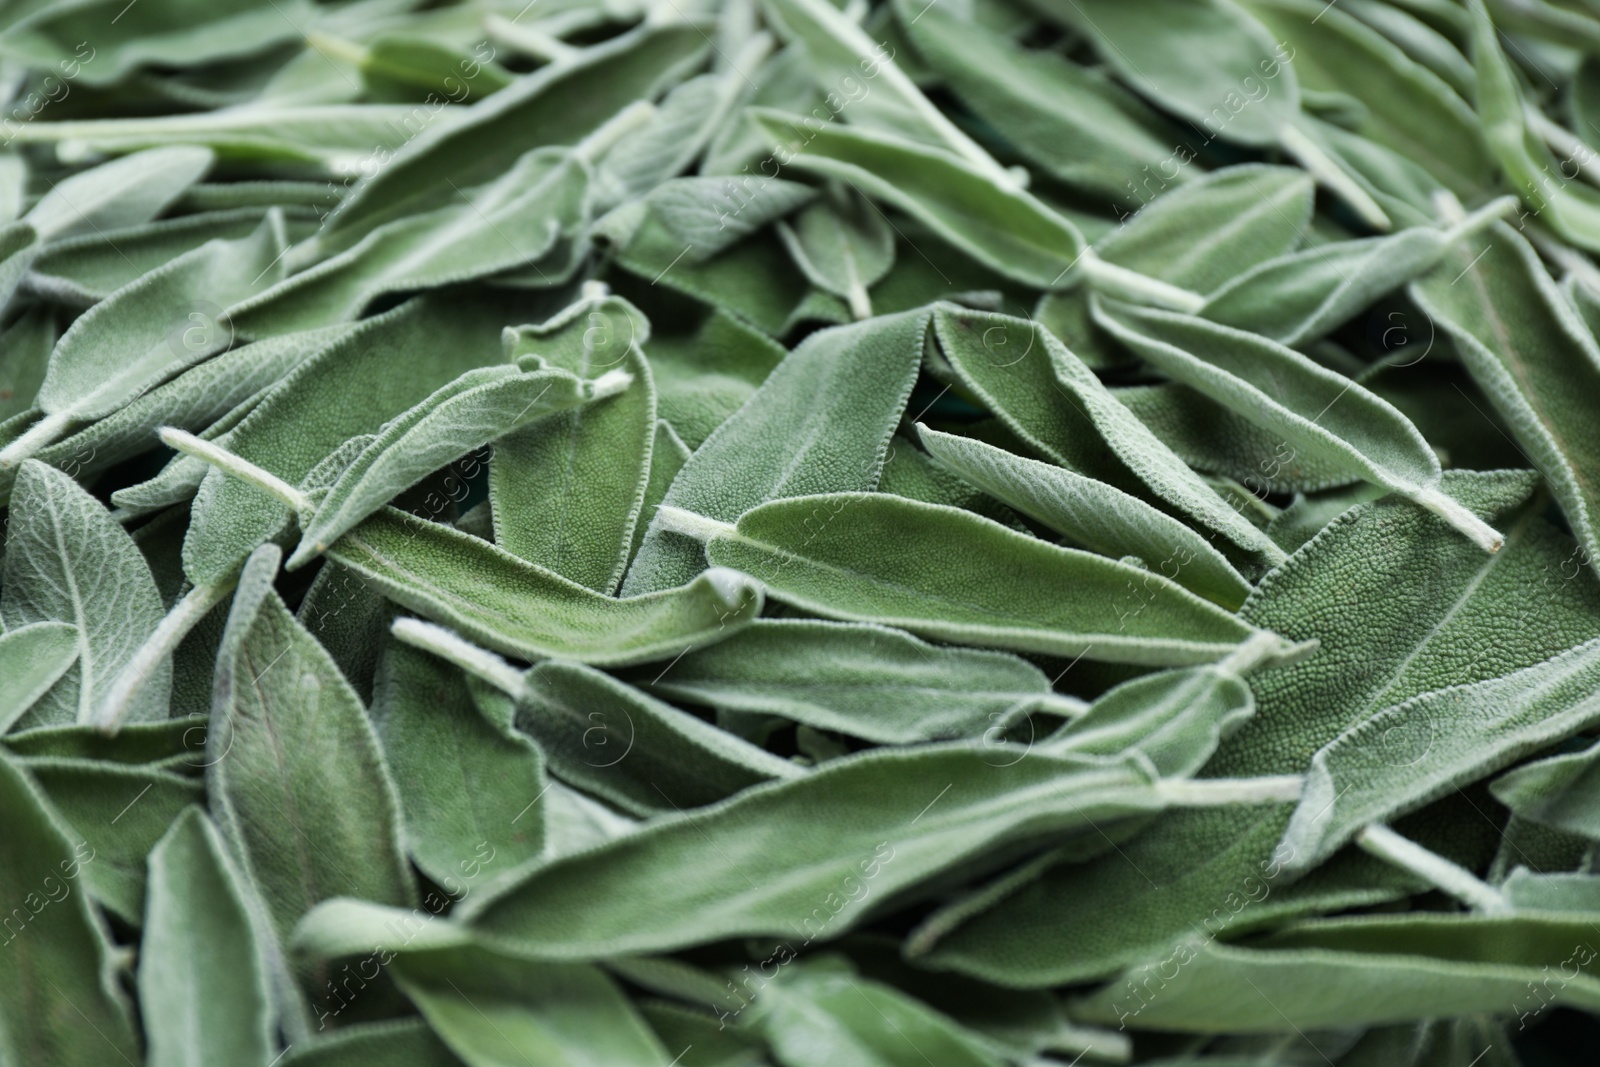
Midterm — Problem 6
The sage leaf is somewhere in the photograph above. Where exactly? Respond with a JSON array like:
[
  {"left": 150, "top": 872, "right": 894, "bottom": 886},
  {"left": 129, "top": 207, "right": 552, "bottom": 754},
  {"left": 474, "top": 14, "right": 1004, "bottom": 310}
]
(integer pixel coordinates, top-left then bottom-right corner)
[
  {"left": 328, "top": 508, "right": 763, "bottom": 666},
  {"left": 595, "top": 67, "right": 751, "bottom": 210},
  {"left": 917, "top": 425, "right": 1252, "bottom": 609},
  {"left": 895, "top": 0, "right": 1185, "bottom": 204},
  {"left": 1, "top": 212, "right": 289, "bottom": 466},
  {"left": 1285, "top": 635, "right": 1600, "bottom": 871},
  {"left": 1092, "top": 297, "right": 1504, "bottom": 552},
  {"left": 26, "top": 207, "right": 297, "bottom": 311},
  {"left": 933, "top": 305, "right": 1286, "bottom": 570},
  {"left": 491, "top": 295, "right": 657, "bottom": 592},
  {"left": 752, "top": 960, "right": 1005, "bottom": 1067},
  {"left": 776, "top": 186, "right": 894, "bottom": 319},
  {"left": 1491, "top": 737, "right": 1600, "bottom": 840},
  {"left": 1, "top": 460, "right": 168, "bottom": 727},
  {"left": 392, "top": 617, "right": 801, "bottom": 815},
  {"left": 760, "top": 0, "right": 1004, "bottom": 178},
  {"left": 29, "top": 325, "right": 352, "bottom": 503},
  {"left": 181, "top": 294, "right": 518, "bottom": 587},
  {"left": 6, "top": 105, "right": 439, "bottom": 172},
  {"left": 1035, "top": 0, "right": 1386, "bottom": 227},
  {"left": 207, "top": 544, "right": 415, "bottom": 944},
  {"left": 751, "top": 111, "right": 1199, "bottom": 307},
  {"left": 1075, "top": 913, "right": 1600, "bottom": 1031},
  {"left": 110, "top": 417, "right": 249, "bottom": 520},
  {"left": 1244, "top": 0, "right": 1493, "bottom": 198},
  {"left": 1337, "top": 2, "right": 1475, "bottom": 97},
  {"left": 392, "top": 947, "right": 677, "bottom": 1067},
  {"left": 326, "top": 24, "right": 709, "bottom": 237},
  {"left": 1039, "top": 0, "right": 1296, "bottom": 148},
  {"left": 464, "top": 740, "right": 1296, "bottom": 958},
  {"left": 10, "top": 0, "right": 311, "bottom": 85},
  {"left": 661, "top": 492, "right": 1293, "bottom": 667},
  {"left": 1202, "top": 198, "right": 1513, "bottom": 345},
  {"left": 1112, "top": 382, "right": 1359, "bottom": 494},
  {"left": 1043, "top": 651, "right": 1266, "bottom": 779},
  {"left": 3, "top": 718, "right": 199, "bottom": 767},
  {"left": 625, "top": 307, "right": 928, "bottom": 595},
  {"left": 0, "top": 622, "right": 78, "bottom": 733},
  {"left": 1030, "top": 163, "right": 1314, "bottom": 368},
  {"left": 640, "top": 618, "right": 1082, "bottom": 745},
  {"left": 640, "top": 1000, "right": 766, "bottom": 1066},
  {"left": 232, "top": 141, "right": 601, "bottom": 337},
  {"left": 25, "top": 145, "right": 213, "bottom": 241},
  {"left": 1411, "top": 221, "right": 1600, "bottom": 576},
  {"left": 357, "top": 36, "right": 513, "bottom": 103},
  {"left": 918, "top": 471, "right": 1599, "bottom": 986},
  {"left": 290, "top": 363, "right": 619, "bottom": 568},
  {"left": 464, "top": 739, "right": 1299, "bottom": 953},
  {"left": 509, "top": 658, "right": 803, "bottom": 815},
  {"left": 1468, "top": 0, "right": 1600, "bottom": 252},
  {"left": 1094, "top": 164, "right": 1315, "bottom": 294},
  {"left": 371, "top": 637, "right": 545, "bottom": 890},
  {"left": 280, "top": 1020, "right": 461, "bottom": 1067},
  {"left": 0, "top": 751, "right": 140, "bottom": 1065},
  {"left": 139, "top": 807, "right": 274, "bottom": 1067},
  {"left": 24, "top": 756, "right": 202, "bottom": 925}
]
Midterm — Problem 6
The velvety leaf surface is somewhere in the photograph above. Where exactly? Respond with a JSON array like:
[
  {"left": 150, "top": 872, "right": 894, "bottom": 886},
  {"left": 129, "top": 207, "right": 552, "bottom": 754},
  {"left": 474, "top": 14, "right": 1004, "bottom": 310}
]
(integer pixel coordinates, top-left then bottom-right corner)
[
  {"left": 1, "top": 461, "right": 168, "bottom": 727},
  {"left": 626, "top": 307, "right": 927, "bottom": 594},
  {"left": 139, "top": 808, "right": 273, "bottom": 1067}
]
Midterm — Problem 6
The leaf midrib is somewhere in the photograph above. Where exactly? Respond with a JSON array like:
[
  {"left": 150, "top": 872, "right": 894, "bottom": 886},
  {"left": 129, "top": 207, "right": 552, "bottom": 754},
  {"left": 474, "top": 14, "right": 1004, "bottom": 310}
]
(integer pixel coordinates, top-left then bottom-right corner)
[{"left": 43, "top": 490, "right": 94, "bottom": 723}]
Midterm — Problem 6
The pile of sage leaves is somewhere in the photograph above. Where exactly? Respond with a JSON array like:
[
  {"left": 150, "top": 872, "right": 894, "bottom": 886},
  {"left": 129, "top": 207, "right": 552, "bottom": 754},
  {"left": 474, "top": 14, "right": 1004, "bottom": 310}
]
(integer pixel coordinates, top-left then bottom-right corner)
[{"left": 6, "top": 0, "right": 1600, "bottom": 1063}]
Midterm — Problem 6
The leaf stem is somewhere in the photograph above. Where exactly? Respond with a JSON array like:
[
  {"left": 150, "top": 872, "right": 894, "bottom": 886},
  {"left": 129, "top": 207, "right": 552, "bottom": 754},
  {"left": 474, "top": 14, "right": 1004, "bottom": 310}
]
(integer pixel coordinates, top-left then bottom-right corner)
[
  {"left": 588, "top": 368, "right": 635, "bottom": 400},
  {"left": 1527, "top": 107, "right": 1600, "bottom": 189},
  {"left": 1442, "top": 195, "right": 1518, "bottom": 244},
  {"left": 93, "top": 578, "right": 237, "bottom": 734},
  {"left": 1034, "top": 692, "right": 1088, "bottom": 718},
  {"left": 653, "top": 505, "right": 738, "bottom": 542},
  {"left": 1219, "top": 631, "right": 1289, "bottom": 675},
  {"left": 0, "top": 410, "right": 73, "bottom": 469},
  {"left": 1278, "top": 123, "right": 1393, "bottom": 233},
  {"left": 1355, "top": 823, "right": 1510, "bottom": 913},
  {"left": 574, "top": 100, "right": 658, "bottom": 165},
  {"left": 159, "top": 426, "right": 312, "bottom": 516},
  {"left": 1156, "top": 775, "right": 1303, "bottom": 806},
  {"left": 1078, "top": 250, "right": 1205, "bottom": 313},
  {"left": 846, "top": 279, "right": 873, "bottom": 321},
  {"left": 1412, "top": 486, "right": 1504, "bottom": 553},
  {"left": 485, "top": 14, "right": 580, "bottom": 63},
  {"left": 304, "top": 32, "right": 369, "bottom": 67},
  {"left": 390, "top": 617, "right": 526, "bottom": 697}
]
